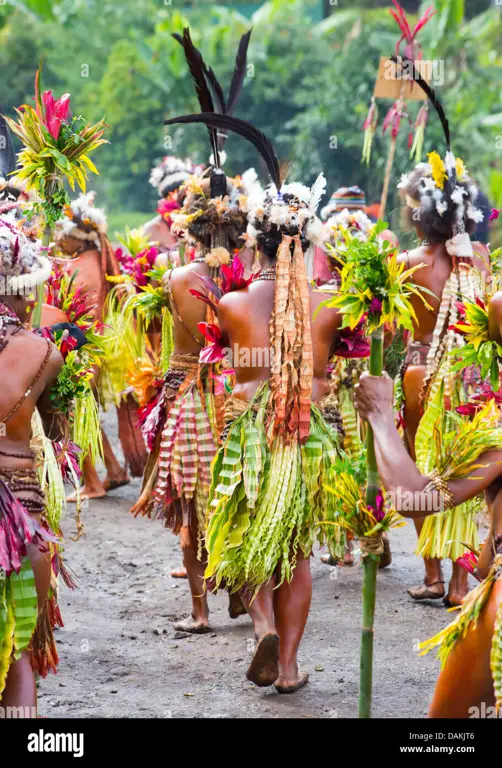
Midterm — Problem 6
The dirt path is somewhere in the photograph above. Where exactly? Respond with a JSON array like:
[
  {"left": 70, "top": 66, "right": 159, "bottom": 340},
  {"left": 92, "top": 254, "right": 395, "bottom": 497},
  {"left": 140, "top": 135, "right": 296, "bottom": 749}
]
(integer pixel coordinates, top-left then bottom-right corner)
[{"left": 40, "top": 412, "right": 472, "bottom": 719}]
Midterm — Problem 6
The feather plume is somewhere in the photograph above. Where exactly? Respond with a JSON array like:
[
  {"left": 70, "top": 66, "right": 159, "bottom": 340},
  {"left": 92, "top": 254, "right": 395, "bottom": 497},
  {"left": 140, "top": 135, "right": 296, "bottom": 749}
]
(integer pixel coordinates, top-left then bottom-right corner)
[
  {"left": 172, "top": 28, "right": 219, "bottom": 164},
  {"left": 391, "top": 55, "right": 450, "bottom": 150},
  {"left": 226, "top": 29, "right": 253, "bottom": 116},
  {"left": 164, "top": 112, "right": 281, "bottom": 189},
  {"left": 308, "top": 172, "right": 327, "bottom": 213}
]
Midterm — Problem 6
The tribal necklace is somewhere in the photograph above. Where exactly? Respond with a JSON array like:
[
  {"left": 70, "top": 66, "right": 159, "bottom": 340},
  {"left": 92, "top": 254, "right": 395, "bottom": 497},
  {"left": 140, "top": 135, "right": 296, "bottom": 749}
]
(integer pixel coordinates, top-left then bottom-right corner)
[{"left": 253, "top": 267, "right": 276, "bottom": 282}]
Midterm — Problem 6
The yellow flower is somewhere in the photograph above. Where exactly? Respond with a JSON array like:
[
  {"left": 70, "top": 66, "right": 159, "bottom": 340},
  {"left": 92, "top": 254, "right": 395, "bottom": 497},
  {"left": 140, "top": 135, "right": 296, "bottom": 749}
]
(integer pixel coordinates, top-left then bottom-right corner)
[
  {"left": 456, "top": 157, "right": 467, "bottom": 182},
  {"left": 428, "top": 151, "right": 448, "bottom": 190}
]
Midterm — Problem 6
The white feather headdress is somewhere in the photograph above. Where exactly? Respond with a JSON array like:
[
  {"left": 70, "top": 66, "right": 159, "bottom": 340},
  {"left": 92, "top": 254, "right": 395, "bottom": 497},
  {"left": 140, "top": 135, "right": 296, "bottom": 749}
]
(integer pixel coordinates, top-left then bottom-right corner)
[{"left": 0, "top": 213, "right": 51, "bottom": 295}]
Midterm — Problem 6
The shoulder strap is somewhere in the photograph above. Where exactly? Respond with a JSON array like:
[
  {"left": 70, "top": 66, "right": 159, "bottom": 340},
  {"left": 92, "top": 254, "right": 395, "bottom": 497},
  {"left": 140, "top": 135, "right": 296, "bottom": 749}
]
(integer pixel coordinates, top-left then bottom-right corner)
[{"left": 0, "top": 339, "right": 53, "bottom": 424}]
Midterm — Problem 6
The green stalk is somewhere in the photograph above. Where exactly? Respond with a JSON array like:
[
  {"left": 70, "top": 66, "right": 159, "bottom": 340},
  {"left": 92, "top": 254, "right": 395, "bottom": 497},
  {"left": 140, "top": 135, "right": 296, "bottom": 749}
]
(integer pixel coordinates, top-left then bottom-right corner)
[
  {"left": 32, "top": 172, "right": 59, "bottom": 329},
  {"left": 32, "top": 225, "right": 51, "bottom": 328},
  {"left": 359, "top": 325, "right": 383, "bottom": 719}
]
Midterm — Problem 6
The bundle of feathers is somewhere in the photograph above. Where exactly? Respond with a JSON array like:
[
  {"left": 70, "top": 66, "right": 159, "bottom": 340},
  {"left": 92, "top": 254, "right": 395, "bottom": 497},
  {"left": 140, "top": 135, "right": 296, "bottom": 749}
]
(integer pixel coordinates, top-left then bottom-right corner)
[{"left": 0, "top": 212, "right": 51, "bottom": 293}]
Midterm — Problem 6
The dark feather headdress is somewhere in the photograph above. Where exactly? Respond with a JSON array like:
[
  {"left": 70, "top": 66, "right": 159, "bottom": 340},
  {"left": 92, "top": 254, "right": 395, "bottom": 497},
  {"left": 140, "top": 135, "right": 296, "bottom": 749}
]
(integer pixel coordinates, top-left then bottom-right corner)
[
  {"left": 172, "top": 27, "right": 252, "bottom": 197},
  {"left": 164, "top": 112, "right": 281, "bottom": 190}
]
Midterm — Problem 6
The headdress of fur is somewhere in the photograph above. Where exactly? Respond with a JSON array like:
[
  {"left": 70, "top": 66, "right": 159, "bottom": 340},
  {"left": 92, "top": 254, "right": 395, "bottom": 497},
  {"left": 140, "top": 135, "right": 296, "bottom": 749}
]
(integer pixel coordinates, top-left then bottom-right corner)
[
  {"left": 322, "top": 208, "right": 373, "bottom": 253},
  {"left": 57, "top": 191, "right": 108, "bottom": 243},
  {"left": 149, "top": 155, "right": 203, "bottom": 197},
  {"left": 170, "top": 174, "right": 248, "bottom": 261},
  {"left": 0, "top": 213, "right": 52, "bottom": 294}
]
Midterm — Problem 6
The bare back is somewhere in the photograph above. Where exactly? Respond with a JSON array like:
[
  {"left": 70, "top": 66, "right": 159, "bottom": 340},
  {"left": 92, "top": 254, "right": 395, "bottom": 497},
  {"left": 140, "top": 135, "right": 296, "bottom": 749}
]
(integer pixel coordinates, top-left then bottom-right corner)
[
  {"left": 165, "top": 261, "right": 213, "bottom": 355},
  {"left": 144, "top": 215, "right": 177, "bottom": 252},
  {"left": 397, "top": 242, "right": 490, "bottom": 344},
  {"left": 217, "top": 282, "right": 342, "bottom": 402},
  {"left": 0, "top": 328, "right": 63, "bottom": 469}
]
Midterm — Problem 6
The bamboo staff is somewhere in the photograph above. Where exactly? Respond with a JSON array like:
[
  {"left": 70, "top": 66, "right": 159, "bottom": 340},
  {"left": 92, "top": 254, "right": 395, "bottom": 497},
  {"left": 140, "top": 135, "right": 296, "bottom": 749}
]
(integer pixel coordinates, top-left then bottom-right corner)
[{"left": 359, "top": 326, "right": 384, "bottom": 719}]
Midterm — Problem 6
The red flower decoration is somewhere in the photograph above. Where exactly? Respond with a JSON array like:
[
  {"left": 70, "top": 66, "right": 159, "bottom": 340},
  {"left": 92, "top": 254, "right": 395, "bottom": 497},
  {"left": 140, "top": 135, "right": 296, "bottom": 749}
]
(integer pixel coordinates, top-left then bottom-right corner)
[
  {"left": 456, "top": 383, "right": 502, "bottom": 417},
  {"left": 455, "top": 551, "right": 478, "bottom": 577},
  {"left": 197, "top": 322, "right": 228, "bottom": 364},
  {"left": 334, "top": 321, "right": 370, "bottom": 359}
]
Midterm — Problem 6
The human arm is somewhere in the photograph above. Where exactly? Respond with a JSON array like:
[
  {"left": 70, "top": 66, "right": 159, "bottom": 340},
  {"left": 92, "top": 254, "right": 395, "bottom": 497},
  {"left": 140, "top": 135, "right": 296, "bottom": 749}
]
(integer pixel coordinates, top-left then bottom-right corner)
[{"left": 354, "top": 372, "right": 502, "bottom": 517}]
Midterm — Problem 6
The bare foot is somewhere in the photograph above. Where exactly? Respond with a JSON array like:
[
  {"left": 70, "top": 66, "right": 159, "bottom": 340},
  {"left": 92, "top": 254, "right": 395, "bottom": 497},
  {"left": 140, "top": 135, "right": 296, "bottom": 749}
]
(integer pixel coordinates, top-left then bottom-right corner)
[
  {"left": 444, "top": 567, "right": 469, "bottom": 607},
  {"left": 407, "top": 580, "right": 445, "bottom": 601},
  {"left": 228, "top": 592, "right": 247, "bottom": 619},
  {"left": 103, "top": 471, "right": 130, "bottom": 492},
  {"left": 171, "top": 566, "right": 188, "bottom": 579},
  {"left": 246, "top": 632, "right": 279, "bottom": 687},
  {"left": 173, "top": 615, "right": 210, "bottom": 634},
  {"left": 67, "top": 486, "right": 107, "bottom": 502},
  {"left": 274, "top": 671, "right": 309, "bottom": 694}
]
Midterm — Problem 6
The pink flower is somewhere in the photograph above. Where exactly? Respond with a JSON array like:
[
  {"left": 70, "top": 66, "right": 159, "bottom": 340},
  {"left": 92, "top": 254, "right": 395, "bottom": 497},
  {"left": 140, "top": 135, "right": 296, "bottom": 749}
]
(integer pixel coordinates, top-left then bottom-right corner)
[
  {"left": 455, "top": 551, "right": 478, "bottom": 576},
  {"left": 221, "top": 256, "right": 257, "bottom": 294},
  {"left": 369, "top": 297, "right": 382, "bottom": 315},
  {"left": 42, "top": 90, "right": 71, "bottom": 140},
  {"left": 368, "top": 489, "right": 385, "bottom": 522},
  {"left": 210, "top": 369, "right": 235, "bottom": 395},
  {"left": 198, "top": 322, "right": 227, "bottom": 364},
  {"left": 456, "top": 383, "right": 502, "bottom": 417},
  {"left": 390, "top": 1, "right": 435, "bottom": 59},
  {"left": 489, "top": 209, "right": 500, "bottom": 222},
  {"left": 157, "top": 193, "right": 180, "bottom": 225},
  {"left": 334, "top": 321, "right": 370, "bottom": 359}
]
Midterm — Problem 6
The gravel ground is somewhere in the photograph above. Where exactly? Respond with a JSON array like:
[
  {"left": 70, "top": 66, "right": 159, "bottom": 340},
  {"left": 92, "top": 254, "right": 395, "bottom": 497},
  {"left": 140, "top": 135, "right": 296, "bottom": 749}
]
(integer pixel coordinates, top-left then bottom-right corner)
[{"left": 39, "top": 410, "right": 475, "bottom": 719}]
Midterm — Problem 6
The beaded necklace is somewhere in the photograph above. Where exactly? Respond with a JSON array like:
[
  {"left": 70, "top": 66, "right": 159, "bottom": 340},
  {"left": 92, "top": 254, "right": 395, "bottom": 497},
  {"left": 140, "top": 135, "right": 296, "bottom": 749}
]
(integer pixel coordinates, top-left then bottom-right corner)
[{"left": 252, "top": 267, "right": 276, "bottom": 282}]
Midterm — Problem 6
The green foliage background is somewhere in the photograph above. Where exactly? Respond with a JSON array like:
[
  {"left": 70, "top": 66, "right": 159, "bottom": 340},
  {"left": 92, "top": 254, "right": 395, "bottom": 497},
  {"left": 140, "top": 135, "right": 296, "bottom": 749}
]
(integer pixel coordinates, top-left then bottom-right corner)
[{"left": 0, "top": 0, "right": 500, "bottom": 237}]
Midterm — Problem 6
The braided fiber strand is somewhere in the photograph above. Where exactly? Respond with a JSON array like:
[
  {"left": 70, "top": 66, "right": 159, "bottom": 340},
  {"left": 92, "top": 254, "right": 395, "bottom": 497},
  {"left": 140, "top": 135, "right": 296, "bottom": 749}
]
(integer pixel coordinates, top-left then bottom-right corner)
[{"left": 269, "top": 235, "right": 313, "bottom": 443}]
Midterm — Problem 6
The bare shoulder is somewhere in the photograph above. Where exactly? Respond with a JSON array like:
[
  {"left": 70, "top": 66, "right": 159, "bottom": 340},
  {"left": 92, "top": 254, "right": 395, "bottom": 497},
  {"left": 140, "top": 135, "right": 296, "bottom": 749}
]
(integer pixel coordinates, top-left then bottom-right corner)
[
  {"left": 218, "top": 287, "right": 249, "bottom": 318},
  {"left": 16, "top": 330, "right": 64, "bottom": 377}
]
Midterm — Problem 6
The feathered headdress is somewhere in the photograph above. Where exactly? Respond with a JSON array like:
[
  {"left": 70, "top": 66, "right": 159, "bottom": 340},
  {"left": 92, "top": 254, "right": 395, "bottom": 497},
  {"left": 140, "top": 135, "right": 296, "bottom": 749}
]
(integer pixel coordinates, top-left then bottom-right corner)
[
  {"left": 172, "top": 27, "right": 252, "bottom": 198},
  {"left": 57, "top": 191, "right": 108, "bottom": 242},
  {"left": 0, "top": 213, "right": 52, "bottom": 293},
  {"left": 164, "top": 112, "right": 327, "bottom": 442},
  {"left": 393, "top": 56, "right": 483, "bottom": 240},
  {"left": 149, "top": 155, "right": 202, "bottom": 197}
]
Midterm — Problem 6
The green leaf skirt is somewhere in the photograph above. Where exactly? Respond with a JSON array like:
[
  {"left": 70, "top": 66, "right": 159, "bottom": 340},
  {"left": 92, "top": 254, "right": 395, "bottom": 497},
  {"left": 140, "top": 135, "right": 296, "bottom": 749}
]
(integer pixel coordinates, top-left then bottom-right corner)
[{"left": 204, "top": 384, "right": 342, "bottom": 596}]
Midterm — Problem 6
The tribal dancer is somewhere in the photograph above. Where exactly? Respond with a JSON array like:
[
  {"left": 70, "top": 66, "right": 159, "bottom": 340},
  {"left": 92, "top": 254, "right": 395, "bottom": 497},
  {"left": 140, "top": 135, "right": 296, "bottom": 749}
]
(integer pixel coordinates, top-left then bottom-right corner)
[
  {"left": 53, "top": 192, "right": 146, "bottom": 499},
  {"left": 394, "top": 59, "right": 490, "bottom": 606},
  {"left": 0, "top": 216, "right": 63, "bottom": 712},
  {"left": 131, "top": 27, "right": 253, "bottom": 632},
  {"left": 354, "top": 368, "right": 502, "bottom": 718},
  {"left": 165, "top": 112, "right": 346, "bottom": 691},
  {"left": 146, "top": 155, "right": 203, "bottom": 255}
]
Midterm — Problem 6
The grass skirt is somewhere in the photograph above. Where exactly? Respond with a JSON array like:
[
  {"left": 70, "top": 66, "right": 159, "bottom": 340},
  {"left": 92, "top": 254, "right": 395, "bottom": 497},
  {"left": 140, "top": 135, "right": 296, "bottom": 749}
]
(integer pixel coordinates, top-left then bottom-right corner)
[
  {"left": 131, "top": 356, "right": 219, "bottom": 556},
  {"left": 0, "top": 474, "right": 59, "bottom": 699},
  {"left": 205, "top": 384, "right": 342, "bottom": 596},
  {"left": 420, "top": 552, "right": 502, "bottom": 711}
]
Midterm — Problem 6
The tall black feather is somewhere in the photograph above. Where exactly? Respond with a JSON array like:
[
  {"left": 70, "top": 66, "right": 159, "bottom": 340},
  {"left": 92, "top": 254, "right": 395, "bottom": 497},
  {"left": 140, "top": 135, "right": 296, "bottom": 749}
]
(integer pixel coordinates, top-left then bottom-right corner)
[
  {"left": 390, "top": 55, "right": 450, "bottom": 150},
  {"left": 164, "top": 112, "right": 281, "bottom": 190},
  {"left": 226, "top": 29, "right": 252, "bottom": 116},
  {"left": 203, "top": 65, "right": 227, "bottom": 115},
  {"left": 0, "top": 111, "right": 17, "bottom": 179},
  {"left": 172, "top": 28, "right": 219, "bottom": 166}
]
